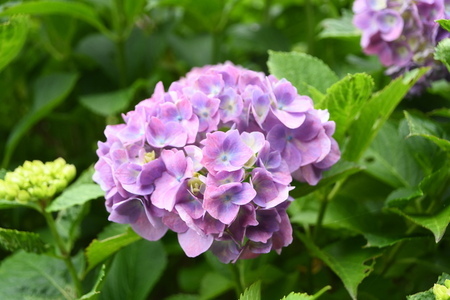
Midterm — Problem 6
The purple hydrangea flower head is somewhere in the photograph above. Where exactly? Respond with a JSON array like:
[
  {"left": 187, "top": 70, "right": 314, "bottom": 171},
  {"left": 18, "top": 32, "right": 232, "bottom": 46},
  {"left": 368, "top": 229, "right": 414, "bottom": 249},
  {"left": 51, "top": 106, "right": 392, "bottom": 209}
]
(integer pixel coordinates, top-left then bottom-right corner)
[
  {"left": 353, "top": 0, "right": 450, "bottom": 94},
  {"left": 93, "top": 62, "right": 340, "bottom": 263}
]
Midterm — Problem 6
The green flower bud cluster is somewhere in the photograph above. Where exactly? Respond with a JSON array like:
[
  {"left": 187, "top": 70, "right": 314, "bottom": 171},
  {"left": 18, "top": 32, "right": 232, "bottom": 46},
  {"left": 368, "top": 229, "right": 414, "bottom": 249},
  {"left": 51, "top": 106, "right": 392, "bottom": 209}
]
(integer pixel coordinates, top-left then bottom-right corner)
[
  {"left": 434, "top": 280, "right": 450, "bottom": 300},
  {"left": 0, "top": 158, "right": 76, "bottom": 203}
]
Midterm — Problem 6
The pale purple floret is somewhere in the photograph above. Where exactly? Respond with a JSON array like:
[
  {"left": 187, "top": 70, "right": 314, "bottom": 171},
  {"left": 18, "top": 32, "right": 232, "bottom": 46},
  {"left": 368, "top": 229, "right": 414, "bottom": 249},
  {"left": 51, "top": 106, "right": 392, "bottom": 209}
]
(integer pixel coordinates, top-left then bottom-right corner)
[
  {"left": 203, "top": 182, "right": 256, "bottom": 224},
  {"left": 201, "top": 130, "right": 254, "bottom": 173},
  {"left": 353, "top": 0, "right": 450, "bottom": 94},
  {"left": 151, "top": 149, "right": 194, "bottom": 211},
  {"left": 108, "top": 197, "right": 168, "bottom": 241},
  {"left": 93, "top": 61, "right": 340, "bottom": 263}
]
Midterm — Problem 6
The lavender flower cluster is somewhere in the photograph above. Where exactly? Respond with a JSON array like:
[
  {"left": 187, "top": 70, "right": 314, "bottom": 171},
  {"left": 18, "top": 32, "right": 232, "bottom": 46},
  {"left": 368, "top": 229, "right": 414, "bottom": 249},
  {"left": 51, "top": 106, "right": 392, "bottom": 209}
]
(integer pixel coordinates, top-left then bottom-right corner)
[
  {"left": 93, "top": 62, "right": 340, "bottom": 263},
  {"left": 353, "top": 0, "right": 450, "bottom": 92}
]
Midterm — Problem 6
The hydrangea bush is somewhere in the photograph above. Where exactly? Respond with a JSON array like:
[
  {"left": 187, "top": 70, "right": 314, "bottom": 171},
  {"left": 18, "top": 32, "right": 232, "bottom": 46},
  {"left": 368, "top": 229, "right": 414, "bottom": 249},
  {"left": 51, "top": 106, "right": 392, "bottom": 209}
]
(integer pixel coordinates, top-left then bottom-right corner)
[
  {"left": 353, "top": 0, "right": 450, "bottom": 92},
  {"left": 93, "top": 62, "right": 340, "bottom": 263}
]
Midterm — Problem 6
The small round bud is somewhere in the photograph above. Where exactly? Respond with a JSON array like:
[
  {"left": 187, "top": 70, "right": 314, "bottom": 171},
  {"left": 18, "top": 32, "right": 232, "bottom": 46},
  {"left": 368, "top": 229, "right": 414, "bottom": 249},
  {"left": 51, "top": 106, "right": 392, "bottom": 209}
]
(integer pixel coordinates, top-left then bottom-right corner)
[{"left": 17, "top": 190, "right": 31, "bottom": 203}]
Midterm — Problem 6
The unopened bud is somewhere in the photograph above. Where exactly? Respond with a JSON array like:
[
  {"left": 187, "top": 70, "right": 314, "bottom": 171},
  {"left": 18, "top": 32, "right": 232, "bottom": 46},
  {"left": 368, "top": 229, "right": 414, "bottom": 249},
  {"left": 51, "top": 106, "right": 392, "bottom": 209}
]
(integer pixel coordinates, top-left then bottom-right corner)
[{"left": 433, "top": 282, "right": 450, "bottom": 300}]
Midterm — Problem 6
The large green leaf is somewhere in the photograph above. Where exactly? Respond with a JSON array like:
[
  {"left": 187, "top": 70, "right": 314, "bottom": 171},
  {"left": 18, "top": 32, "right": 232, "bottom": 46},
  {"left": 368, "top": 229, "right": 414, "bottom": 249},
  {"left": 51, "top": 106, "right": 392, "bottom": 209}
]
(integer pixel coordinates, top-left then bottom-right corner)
[
  {"left": 46, "top": 183, "right": 103, "bottom": 212},
  {"left": 361, "top": 121, "right": 424, "bottom": 188},
  {"left": 0, "top": 0, "right": 109, "bottom": 35},
  {"left": 85, "top": 226, "right": 141, "bottom": 273},
  {"left": 343, "top": 68, "right": 428, "bottom": 162},
  {"left": 267, "top": 51, "right": 339, "bottom": 97},
  {"left": 391, "top": 203, "right": 450, "bottom": 243},
  {"left": 0, "top": 15, "right": 29, "bottom": 72},
  {"left": 99, "top": 239, "right": 167, "bottom": 300},
  {"left": 239, "top": 281, "right": 261, "bottom": 300},
  {"left": 404, "top": 111, "right": 450, "bottom": 152},
  {"left": 56, "top": 204, "right": 90, "bottom": 252},
  {"left": 0, "top": 251, "right": 74, "bottom": 299},
  {"left": 317, "top": 73, "right": 374, "bottom": 142},
  {"left": 299, "top": 234, "right": 381, "bottom": 300},
  {"left": 2, "top": 72, "right": 78, "bottom": 168},
  {"left": 0, "top": 228, "right": 47, "bottom": 254},
  {"left": 0, "top": 199, "right": 40, "bottom": 211}
]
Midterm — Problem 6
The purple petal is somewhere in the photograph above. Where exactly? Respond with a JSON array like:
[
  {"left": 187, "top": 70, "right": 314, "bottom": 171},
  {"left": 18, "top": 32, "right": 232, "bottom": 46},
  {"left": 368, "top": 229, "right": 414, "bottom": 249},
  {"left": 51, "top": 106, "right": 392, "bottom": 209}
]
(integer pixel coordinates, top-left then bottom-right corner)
[
  {"left": 109, "top": 198, "right": 168, "bottom": 240},
  {"left": 178, "top": 228, "right": 214, "bottom": 257}
]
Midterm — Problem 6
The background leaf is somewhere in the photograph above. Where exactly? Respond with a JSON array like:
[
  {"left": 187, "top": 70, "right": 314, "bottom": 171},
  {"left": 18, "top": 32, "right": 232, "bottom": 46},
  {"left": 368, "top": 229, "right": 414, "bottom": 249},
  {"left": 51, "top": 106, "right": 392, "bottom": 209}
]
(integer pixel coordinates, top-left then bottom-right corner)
[
  {"left": 0, "top": 15, "right": 29, "bottom": 72},
  {"left": 99, "top": 239, "right": 167, "bottom": 300},
  {"left": 0, "top": 228, "right": 47, "bottom": 254},
  {"left": 79, "top": 79, "right": 148, "bottom": 117},
  {"left": 404, "top": 111, "right": 450, "bottom": 152},
  {"left": 47, "top": 183, "right": 103, "bottom": 212},
  {"left": 0, "top": 251, "right": 74, "bottom": 299},
  {"left": 2, "top": 72, "right": 78, "bottom": 168},
  {"left": 0, "top": 0, "right": 108, "bottom": 35}
]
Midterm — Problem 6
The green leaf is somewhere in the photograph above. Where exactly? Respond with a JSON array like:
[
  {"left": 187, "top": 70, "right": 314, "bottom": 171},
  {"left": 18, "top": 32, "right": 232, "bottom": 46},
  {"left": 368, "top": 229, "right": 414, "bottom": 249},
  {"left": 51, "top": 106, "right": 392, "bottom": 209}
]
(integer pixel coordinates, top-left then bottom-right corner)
[
  {"left": 319, "top": 10, "right": 360, "bottom": 40},
  {"left": 200, "top": 272, "right": 234, "bottom": 300},
  {"left": 280, "top": 286, "right": 331, "bottom": 300},
  {"left": 2, "top": 72, "right": 78, "bottom": 168},
  {"left": 0, "top": 251, "right": 74, "bottom": 299},
  {"left": 361, "top": 121, "right": 424, "bottom": 188},
  {"left": 0, "top": 15, "right": 29, "bottom": 72},
  {"left": 267, "top": 51, "right": 339, "bottom": 97},
  {"left": 391, "top": 203, "right": 450, "bottom": 243},
  {"left": 79, "top": 265, "right": 106, "bottom": 300},
  {"left": 317, "top": 73, "right": 374, "bottom": 142},
  {"left": 56, "top": 204, "right": 90, "bottom": 251},
  {"left": 85, "top": 226, "right": 141, "bottom": 273},
  {"left": 299, "top": 234, "right": 381, "bottom": 300},
  {"left": 404, "top": 111, "right": 450, "bottom": 152},
  {"left": 0, "top": 0, "right": 108, "bottom": 35},
  {"left": 437, "top": 19, "right": 450, "bottom": 32},
  {"left": 79, "top": 79, "right": 147, "bottom": 117},
  {"left": 343, "top": 68, "right": 428, "bottom": 162},
  {"left": 435, "top": 38, "right": 450, "bottom": 72},
  {"left": 385, "top": 187, "right": 423, "bottom": 208},
  {"left": 239, "top": 281, "right": 261, "bottom": 300},
  {"left": 0, "top": 228, "right": 47, "bottom": 254},
  {"left": 99, "top": 239, "right": 167, "bottom": 300},
  {"left": 46, "top": 183, "right": 103, "bottom": 212},
  {"left": 0, "top": 199, "right": 40, "bottom": 211}
]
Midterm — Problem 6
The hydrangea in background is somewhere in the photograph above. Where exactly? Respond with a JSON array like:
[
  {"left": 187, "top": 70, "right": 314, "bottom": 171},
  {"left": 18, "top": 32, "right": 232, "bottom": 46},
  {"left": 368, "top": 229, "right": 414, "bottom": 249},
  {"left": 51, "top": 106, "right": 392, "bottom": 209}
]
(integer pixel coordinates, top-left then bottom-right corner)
[
  {"left": 353, "top": 0, "right": 450, "bottom": 94},
  {"left": 93, "top": 62, "right": 340, "bottom": 263}
]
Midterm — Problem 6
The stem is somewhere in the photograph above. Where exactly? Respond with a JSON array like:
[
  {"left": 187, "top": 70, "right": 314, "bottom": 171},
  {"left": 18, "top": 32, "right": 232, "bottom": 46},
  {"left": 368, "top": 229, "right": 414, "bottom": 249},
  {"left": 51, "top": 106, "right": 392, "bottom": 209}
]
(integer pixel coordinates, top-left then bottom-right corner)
[
  {"left": 313, "top": 179, "right": 345, "bottom": 242},
  {"left": 230, "top": 261, "right": 245, "bottom": 297},
  {"left": 305, "top": 0, "right": 315, "bottom": 55},
  {"left": 43, "top": 210, "right": 83, "bottom": 298}
]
